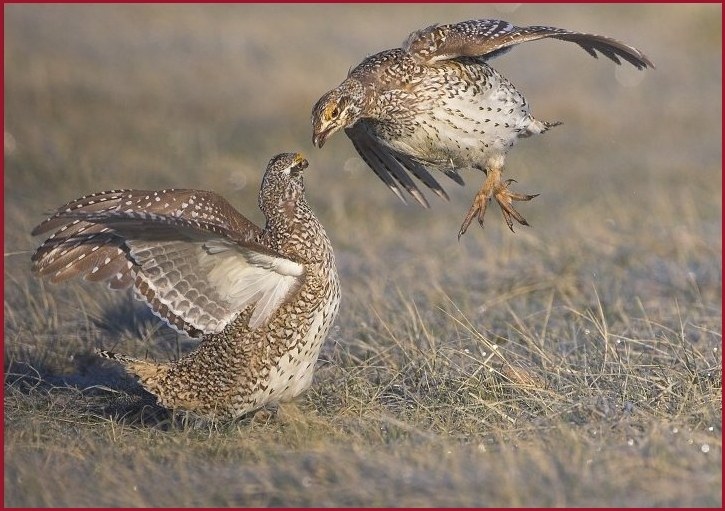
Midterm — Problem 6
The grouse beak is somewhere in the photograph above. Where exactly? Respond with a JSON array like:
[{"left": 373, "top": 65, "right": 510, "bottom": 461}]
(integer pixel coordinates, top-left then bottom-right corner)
[{"left": 312, "top": 127, "right": 333, "bottom": 149}]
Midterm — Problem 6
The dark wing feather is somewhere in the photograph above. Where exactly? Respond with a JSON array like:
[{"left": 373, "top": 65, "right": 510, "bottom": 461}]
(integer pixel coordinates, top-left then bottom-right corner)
[
  {"left": 345, "top": 124, "right": 416, "bottom": 206},
  {"left": 397, "top": 152, "right": 464, "bottom": 189},
  {"left": 346, "top": 124, "right": 461, "bottom": 207},
  {"left": 403, "top": 19, "right": 654, "bottom": 70}
]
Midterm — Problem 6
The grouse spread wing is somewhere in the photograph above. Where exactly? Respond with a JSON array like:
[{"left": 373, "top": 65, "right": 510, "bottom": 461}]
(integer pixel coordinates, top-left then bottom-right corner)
[
  {"left": 403, "top": 19, "right": 654, "bottom": 70},
  {"left": 31, "top": 190, "right": 303, "bottom": 336},
  {"left": 32, "top": 188, "right": 263, "bottom": 241}
]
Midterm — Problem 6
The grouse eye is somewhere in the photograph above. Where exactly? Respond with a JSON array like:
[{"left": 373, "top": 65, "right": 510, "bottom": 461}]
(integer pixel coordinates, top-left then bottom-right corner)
[{"left": 330, "top": 107, "right": 340, "bottom": 119}]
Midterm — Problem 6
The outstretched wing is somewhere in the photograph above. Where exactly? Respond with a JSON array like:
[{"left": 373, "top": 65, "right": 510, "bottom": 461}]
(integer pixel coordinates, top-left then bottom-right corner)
[
  {"left": 345, "top": 123, "right": 464, "bottom": 208},
  {"left": 403, "top": 18, "right": 654, "bottom": 70},
  {"left": 31, "top": 190, "right": 303, "bottom": 336},
  {"left": 32, "top": 188, "right": 263, "bottom": 239}
]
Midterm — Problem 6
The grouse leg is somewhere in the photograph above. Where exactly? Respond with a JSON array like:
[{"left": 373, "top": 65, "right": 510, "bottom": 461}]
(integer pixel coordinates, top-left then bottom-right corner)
[{"left": 458, "top": 165, "right": 539, "bottom": 239}]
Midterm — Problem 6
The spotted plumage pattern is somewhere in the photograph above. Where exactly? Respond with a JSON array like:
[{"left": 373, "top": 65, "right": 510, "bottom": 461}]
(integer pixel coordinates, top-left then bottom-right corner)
[
  {"left": 31, "top": 153, "right": 341, "bottom": 419},
  {"left": 312, "top": 18, "right": 654, "bottom": 237}
]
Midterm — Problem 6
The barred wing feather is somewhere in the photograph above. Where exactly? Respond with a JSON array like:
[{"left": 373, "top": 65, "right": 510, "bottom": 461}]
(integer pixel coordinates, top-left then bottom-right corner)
[{"left": 32, "top": 203, "right": 304, "bottom": 336}]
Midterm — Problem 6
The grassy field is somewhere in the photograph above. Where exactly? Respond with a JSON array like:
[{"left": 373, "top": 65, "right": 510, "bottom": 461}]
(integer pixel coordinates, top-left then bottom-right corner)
[{"left": 4, "top": 4, "right": 722, "bottom": 507}]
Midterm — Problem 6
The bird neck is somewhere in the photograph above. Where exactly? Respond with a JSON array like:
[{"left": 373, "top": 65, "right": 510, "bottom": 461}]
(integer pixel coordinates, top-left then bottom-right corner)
[{"left": 262, "top": 200, "right": 331, "bottom": 265}]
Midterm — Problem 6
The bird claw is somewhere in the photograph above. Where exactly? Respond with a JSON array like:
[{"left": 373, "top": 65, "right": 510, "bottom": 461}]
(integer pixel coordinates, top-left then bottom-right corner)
[
  {"left": 458, "top": 172, "right": 538, "bottom": 238},
  {"left": 458, "top": 189, "right": 490, "bottom": 239},
  {"left": 494, "top": 183, "right": 537, "bottom": 231}
]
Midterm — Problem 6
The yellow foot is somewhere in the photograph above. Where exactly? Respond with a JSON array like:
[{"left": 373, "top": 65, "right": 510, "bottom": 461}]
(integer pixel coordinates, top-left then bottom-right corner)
[{"left": 458, "top": 169, "right": 538, "bottom": 238}]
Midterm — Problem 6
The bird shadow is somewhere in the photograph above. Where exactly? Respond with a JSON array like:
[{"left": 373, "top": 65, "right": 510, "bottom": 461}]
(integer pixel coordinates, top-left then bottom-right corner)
[
  {"left": 4, "top": 354, "right": 268, "bottom": 431},
  {"left": 4, "top": 354, "right": 179, "bottom": 429},
  {"left": 4, "top": 286, "right": 183, "bottom": 427}
]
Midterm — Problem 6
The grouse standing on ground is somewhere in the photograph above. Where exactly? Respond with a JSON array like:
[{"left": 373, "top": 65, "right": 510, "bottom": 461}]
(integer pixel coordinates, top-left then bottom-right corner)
[{"left": 31, "top": 153, "right": 340, "bottom": 420}]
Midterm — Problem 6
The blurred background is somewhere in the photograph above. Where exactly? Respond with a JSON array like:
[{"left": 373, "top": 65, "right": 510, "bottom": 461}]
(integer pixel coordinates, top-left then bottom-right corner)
[
  {"left": 3, "top": 4, "right": 722, "bottom": 507},
  {"left": 4, "top": 4, "right": 720, "bottom": 226},
  {"left": 5, "top": 3, "right": 721, "bottom": 339},
  {"left": 5, "top": 3, "right": 721, "bottom": 270},
  {"left": 4, "top": 0, "right": 722, "bottom": 400}
]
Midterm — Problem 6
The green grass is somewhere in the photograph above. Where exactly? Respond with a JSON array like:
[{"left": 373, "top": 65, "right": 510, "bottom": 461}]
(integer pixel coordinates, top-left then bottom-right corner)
[{"left": 4, "top": 4, "right": 722, "bottom": 507}]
